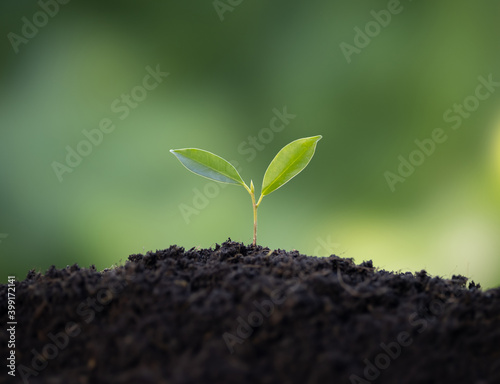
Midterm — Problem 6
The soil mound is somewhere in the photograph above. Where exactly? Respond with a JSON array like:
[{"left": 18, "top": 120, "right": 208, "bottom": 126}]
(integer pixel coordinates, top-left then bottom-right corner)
[{"left": 1, "top": 239, "right": 499, "bottom": 383}]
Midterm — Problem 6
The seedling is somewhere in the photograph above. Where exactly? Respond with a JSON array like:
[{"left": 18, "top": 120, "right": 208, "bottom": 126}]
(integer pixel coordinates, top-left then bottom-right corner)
[{"left": 170, "top": 135, "right": 322, "bottom": 246}]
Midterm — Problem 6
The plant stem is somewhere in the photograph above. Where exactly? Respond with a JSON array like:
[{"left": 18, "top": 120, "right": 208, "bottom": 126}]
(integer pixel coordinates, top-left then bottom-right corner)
[
  {"left": 252, "top": 193, "right": 257, "bottom": 246},
  {"left": 244, "top": 182, "right": 263, "bottom": 247},
  {"left": 253, "top": 193, "right": 263, "bottom": 246}
]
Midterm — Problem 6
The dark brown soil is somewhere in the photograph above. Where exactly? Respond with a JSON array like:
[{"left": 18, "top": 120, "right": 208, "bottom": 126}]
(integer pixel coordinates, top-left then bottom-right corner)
[{"left": 1, "top": 239, "right": 499, "bottom": 384}]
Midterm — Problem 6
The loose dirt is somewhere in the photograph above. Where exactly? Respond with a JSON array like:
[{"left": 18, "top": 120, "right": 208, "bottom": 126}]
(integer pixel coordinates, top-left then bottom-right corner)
[{"left": 1, "top": 239, "right": 499, "bottom": 383}]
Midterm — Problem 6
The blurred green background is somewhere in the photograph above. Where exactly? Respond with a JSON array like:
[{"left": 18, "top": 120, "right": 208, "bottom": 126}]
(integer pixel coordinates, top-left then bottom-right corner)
[{"left": 1, "top": 1, "right": 499, "bottom": 288}]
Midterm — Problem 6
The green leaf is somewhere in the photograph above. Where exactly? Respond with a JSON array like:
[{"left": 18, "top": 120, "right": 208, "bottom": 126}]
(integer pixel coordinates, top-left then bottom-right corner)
[
  {"left": 170, "top": 148, "right": 245, "bottom": 185},
  {"left": 261, "top": 135, "right": 322, "bottom": 196}
]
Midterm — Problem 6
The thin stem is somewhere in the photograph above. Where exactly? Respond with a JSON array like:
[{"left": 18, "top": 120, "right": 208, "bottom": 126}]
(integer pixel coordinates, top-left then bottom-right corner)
[
  {"left": 243, "top": 180, "right": 264, "bottom": 247},
  {"left": 252, "top": 194, "right": 257, "bottom": 246},
  {"left": 243, "top": 182, "right": 263, "bottom": 247},
  {"left": 253, "top": 193, "right": 264, "bottom": 246},
  {"left": 255, "top": 193, "right": 264, "bottom": 207}
]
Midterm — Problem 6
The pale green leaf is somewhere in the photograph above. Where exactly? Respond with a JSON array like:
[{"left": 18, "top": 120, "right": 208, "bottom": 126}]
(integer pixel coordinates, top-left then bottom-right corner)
[
  {"left": 261, "top": 135, "right": 322, "bottom": 196},
  {"left": 170, "top": 148, "right": 245, "bottom": 185}
]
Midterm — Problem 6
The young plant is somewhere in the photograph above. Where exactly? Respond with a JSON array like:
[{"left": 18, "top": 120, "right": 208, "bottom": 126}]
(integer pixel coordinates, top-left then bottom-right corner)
[{"left": 170, "top": 135, "right": 322, "bottom": 246}]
